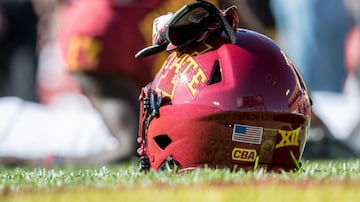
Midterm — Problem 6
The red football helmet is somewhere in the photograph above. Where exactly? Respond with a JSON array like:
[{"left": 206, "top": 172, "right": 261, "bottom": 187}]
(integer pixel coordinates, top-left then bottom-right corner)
[{"left": 137, "top": 1, "right": 311, "bottom": 172}]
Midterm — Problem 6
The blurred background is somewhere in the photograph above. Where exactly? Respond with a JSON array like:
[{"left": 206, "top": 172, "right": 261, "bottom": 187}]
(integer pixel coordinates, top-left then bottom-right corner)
[{"left": 0, "top": 0, "right": 359, "bottom": 166}]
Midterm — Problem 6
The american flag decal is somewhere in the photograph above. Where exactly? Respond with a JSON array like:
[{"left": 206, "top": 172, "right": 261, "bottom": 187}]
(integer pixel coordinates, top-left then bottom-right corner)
[{"left": 232, "top": 124, "right": 263, "bottom": 144}]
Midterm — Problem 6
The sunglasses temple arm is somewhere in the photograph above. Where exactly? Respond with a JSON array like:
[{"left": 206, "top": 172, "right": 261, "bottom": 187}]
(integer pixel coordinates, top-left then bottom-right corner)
[
  {"left": 218, "top": 13, "right": 237, "bottom": 44},
  {"left": 135, "top": 43, "right": 168, "bottom": 58}
]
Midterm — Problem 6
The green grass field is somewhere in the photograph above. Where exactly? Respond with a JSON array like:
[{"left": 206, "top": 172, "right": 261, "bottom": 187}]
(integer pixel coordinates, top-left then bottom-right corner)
[{"left": 1, "top": 159, "right": 360, "bottom": 202}]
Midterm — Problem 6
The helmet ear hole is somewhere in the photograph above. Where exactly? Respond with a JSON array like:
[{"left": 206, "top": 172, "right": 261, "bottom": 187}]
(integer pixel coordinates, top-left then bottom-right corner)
[
  {"left": 207, "top": 60, "right": 222, "bottom": 85},
  {"left": 153, "top": 134, "right": 172, "bottom": 150}
]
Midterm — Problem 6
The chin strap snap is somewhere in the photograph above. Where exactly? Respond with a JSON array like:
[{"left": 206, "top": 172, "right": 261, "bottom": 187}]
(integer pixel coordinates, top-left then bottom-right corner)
[
  {"left": 159, "top": 156, "right": 180, "bottom": 173},
  {"left": 138, "top": 156, "right": 150, "bottom": 172}
]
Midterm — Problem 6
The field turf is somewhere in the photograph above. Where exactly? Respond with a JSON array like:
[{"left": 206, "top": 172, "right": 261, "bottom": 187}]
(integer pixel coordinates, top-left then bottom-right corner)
[{"left": 1, "top": 159, "right": 359, "bottom": 202}]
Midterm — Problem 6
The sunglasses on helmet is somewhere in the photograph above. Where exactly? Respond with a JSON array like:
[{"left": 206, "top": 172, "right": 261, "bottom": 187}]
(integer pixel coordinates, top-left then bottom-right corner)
[
  {"left": 166, "top": 1, "right": 235, "bottom": 48},
  {"left": 135, "top": 0, "right": 236, "bottom": 58},
  {"left": 167, "top": 0, "right": 236, "bottom": 47}
]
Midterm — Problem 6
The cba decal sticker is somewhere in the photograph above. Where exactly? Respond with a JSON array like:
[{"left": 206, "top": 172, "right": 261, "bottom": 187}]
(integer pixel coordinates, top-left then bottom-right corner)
[
  {"left": 275, "top": 127, "right": 301, "bottom": 148},
  {"left": 232, "top": 148, "right": 257, "bottom": 162}
]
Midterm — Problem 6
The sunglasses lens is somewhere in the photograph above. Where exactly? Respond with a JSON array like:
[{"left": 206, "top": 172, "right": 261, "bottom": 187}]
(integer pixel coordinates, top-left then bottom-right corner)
[{"left": 167, "top": 7, "right": 210, "bottom": 46}]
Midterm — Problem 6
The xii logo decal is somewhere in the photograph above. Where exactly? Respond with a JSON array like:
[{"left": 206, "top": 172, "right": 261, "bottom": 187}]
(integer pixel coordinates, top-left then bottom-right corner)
[{"left": 275, "top": 127, "right": 301, "bottom": 148}]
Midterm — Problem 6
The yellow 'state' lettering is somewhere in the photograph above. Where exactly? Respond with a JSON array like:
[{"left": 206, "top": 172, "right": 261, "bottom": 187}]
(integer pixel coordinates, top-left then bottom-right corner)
[{"left": 156, "top": 53, "right": 207, "bottom": 99}]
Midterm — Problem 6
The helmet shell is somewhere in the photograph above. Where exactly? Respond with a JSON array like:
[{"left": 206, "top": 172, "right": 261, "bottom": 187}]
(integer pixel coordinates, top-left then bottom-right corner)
[{"left": 143, "top": 29, "right": 311, "bottom": 171}]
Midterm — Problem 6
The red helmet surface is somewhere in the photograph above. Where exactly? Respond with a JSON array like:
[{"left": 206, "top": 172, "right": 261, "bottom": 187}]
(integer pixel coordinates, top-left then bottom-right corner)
[{"left": 137, "top": 2, "right": 311, "bottom": 172}]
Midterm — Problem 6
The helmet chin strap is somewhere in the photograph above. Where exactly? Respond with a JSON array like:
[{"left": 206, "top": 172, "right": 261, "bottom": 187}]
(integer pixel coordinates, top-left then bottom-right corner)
[
  {"left": 138, "top": 84, "right": 163, "bottom": 172},
  {"left": 289, "top": 150, "right": 302, "bottom": 171}
]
